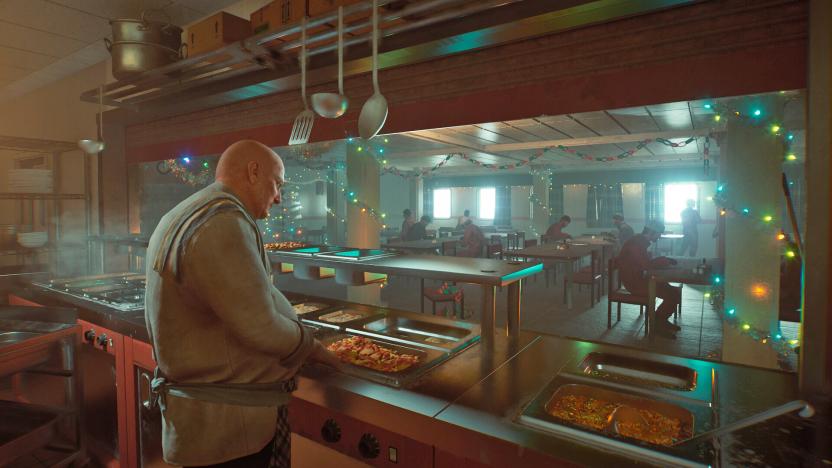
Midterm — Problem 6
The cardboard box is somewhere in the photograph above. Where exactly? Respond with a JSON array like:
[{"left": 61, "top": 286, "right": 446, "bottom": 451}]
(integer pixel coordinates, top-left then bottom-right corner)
[
  {"left": 250, "top": 0, "right": 305, "bottom": 36},
  {"left": 187, "top": 12, "right": 251, "bottom": 56}
]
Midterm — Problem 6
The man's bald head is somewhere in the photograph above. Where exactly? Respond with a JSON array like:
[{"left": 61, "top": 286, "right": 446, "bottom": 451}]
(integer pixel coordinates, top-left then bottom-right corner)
[{"left": 215, "top": 140, "right": 285, "bottom": 219}]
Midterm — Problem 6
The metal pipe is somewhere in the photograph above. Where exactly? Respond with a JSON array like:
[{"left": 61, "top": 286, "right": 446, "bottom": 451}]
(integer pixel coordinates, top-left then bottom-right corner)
[
  {"left": 506, "top": 281, "right": 521, "bottom": 337},
  {"left": 308, "top": 0, "right": 523, "bottom": 57},
  {"left": 481, "top": 285, "right": 496, "bottom": 347}
]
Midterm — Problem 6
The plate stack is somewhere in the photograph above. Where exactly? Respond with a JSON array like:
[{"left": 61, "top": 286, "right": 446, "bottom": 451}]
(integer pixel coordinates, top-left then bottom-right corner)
[
  {"left": 7, "top": 169, "right": 53, "bottom": 193},
  {"left": 17, "top": 232, "right": 48, "bottom": 249}
]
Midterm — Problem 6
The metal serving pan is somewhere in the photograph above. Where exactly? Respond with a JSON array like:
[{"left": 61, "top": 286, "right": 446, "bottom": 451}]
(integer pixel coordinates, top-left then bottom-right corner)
[
  {"left": 301, "top": 307, "right": 386, "bottom": 331},
  {"left": 314, "top": 248, "right": 399, "bottom": 261},
  {"left": 577, "top": 352, "right": 697, "bottom": 391},
  {"left": 272, "top": 245, "right": 348, "bottom": 257},
  {"left": 518, "top": 376, "right": 715, "bottom": 467},
  {"left": 318, "top": 333, "right": 450, "bottom": 388},
  {"left": 291, "top": 301, "right": 335, "bottom": 317},
  {"left": 351, "top": 315, "right": 479, "bottom": 352}
]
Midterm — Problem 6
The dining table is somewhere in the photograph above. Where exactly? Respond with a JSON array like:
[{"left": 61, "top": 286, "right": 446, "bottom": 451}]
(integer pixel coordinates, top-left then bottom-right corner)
[
  {"left": 645, "top": 257, "right": 723, "bottom": 337},
  {"left": 512, "top": 242, "right": 598, "bottom": 309},
  {"left": 382, "top": 238, "right": 449, "bottom": 254}
]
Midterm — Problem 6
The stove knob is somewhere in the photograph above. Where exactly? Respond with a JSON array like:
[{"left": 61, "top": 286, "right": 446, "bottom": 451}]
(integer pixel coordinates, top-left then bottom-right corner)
[
  {"left": 358, "top": 433, "right": 380, "bottom": 459},
  {"left": 321, "top": 419, "right": 341, "bottom": 443},
  {"left": 96, "top": 334, "right": 109, "bottom": 348},
  {"left": 84, "top": 330, "right": 96, "bottom": 343}
]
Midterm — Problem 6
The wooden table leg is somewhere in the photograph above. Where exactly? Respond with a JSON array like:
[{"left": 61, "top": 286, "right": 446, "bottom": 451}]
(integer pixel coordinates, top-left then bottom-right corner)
[
  {"left": 565, "top": 260, "right": 574, "bottom": 309},
  {"left": 647, "top": 275, "right": 656, "bottom": 338},
  {"left": 506, "top": 281, "right": 521, "bottom": 338}
]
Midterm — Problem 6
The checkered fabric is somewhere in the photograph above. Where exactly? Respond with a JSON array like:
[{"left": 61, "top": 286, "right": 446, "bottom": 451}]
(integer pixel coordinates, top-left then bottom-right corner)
[{"left": 269, "top": 378, "right": 298, "bottom": 468}]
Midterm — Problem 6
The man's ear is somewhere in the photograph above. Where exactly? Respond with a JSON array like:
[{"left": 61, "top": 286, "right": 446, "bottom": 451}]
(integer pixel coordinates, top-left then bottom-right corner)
[{"left": 247, "top": 161, "right": 259, "bottom": 184}]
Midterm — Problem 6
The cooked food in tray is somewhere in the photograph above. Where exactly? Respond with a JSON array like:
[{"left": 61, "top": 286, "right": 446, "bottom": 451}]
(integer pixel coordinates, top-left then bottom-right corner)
[
  {"left": 264, "top": 241, "right": 307, "bottom": 250},
  {"left": 548, "top": 394, "right": 684, "bottom": 446},
  {"left": 292, "top": 302, "right": 329, "bottom": 316},
  {"left": 326, "top": 336, "right": 420, "bottom": 373},
  {"left": 317, "top": 309, "right": 364, "bottom": 324}
]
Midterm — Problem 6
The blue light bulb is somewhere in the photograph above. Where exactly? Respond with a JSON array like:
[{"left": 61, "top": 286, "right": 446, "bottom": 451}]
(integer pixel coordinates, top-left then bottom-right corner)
[
  {"left": 753, "top": 109, "right": 761, "bottom": 117},
  {"left": 704, "top": 103, "right": 712, "bottom": 109},
  {"left": 728, "top": 308, "right": 735, "bottom": 315}
]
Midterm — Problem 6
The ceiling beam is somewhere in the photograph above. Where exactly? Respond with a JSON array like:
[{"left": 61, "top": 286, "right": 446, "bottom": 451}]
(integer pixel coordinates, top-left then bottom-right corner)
[
  {"left": 405, "top": 130, "right": 525, "bottom": 162},
  {"left": 484, "top": 128, "right": 716, "bottom": 152}
]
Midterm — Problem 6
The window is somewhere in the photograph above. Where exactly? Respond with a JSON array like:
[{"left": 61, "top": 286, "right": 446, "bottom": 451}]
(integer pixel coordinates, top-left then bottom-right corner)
[
  {"left": 664, "top": 183, "right": 699, "bottom": 223},
  {"left": 479, "top": 187, "right": 496, "bottom": 220},
  {"left": 433, "top": 188, "right": 451, "bottom": 219}
]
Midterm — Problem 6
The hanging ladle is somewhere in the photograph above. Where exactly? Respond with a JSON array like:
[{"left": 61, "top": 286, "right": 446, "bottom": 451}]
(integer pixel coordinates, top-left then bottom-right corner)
[
  {"left": 78, "top": 86, "right": 106, "bottom": 154},
  {"left": 312, "top": 6, "right": 349, "bottom": 119},
  {"left": 358, "top": 0, "right": 387, "bottom": 140}
]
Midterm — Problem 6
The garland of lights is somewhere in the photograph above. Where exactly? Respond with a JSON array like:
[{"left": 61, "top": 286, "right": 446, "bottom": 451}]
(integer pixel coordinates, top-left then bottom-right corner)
[
  {"left": 158, "top": 157, "right": 215, "bottom": 187},
  {"left": 381, "top": 153, "right": 457, "bottom": 179}
]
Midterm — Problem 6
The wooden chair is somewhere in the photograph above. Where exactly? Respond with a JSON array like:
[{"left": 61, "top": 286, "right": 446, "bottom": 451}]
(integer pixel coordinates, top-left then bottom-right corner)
[
  {"left": 421, "top": 281, "right": 465, "bottom": 317},
  {"left": 523, "top": 238, "right": 537, "bottom": 248},
  {"left": 441, "top": 240, "right": 457, "bottom": 256},
  {"left": 489, "top": 234, "right": 502, "bottom": 247},
  {"left": 486, "top": 243, "right": 503, "bottom": 260},
  {"left": 387, "top": 236, "right": 401, "bottom": 244},
  {"left": 607, "top": 257, "right": 648, "bottom": 329},
  {"left": 569, "top": 251, "right": 603, "bottom": 306}
]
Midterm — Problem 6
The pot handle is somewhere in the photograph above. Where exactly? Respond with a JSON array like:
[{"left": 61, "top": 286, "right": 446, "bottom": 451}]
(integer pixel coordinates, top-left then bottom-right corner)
[
  {"left": 104, "top": 37, "right": 112, "bottom": 52},
  {"left": 139, "top": 9, "right": 173, "bottom": 30}
]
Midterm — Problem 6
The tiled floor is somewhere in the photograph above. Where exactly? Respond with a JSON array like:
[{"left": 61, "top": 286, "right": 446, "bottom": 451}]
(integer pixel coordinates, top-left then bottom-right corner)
[{"left": 279, "top": 268, "right": 799, "bottom": 370}]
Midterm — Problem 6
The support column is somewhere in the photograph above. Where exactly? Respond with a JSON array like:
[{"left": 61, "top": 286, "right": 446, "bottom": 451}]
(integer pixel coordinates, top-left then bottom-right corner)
[
  {"left": 801, "top": 0, "right": 832, "bottom": 398},
  {"left": 346, "top": 141, "right": 381, "bottom": 305},
  {"left": 531, "top": 171, "right": 550, "bottom": 238},
  {"left": 720, "top": 97, "right": 785, "bottom": 369}
]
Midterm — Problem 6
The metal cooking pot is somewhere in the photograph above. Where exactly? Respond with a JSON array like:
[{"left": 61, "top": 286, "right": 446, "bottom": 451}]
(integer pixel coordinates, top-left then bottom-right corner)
[{"left": 107, "top": 10, "right": 185, "bottom": 80}]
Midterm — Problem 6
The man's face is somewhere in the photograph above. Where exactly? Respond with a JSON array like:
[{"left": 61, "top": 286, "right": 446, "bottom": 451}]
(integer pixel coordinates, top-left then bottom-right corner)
[
  {"left": 562, "top": 220, "right": 570, "bottom": 228},
  {"left": 249, "top": 158, "right": 284, "bottom": 219},
  {"left": 613, "top": 218, "right": 622, "bottom": 227},
  {"left": 647, "top": 230, "right": 661, "bottom": 242}
]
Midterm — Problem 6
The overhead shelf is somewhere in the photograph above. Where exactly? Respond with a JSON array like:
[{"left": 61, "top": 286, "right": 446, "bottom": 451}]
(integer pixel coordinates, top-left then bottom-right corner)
[
  {"left": 0, "top": 193, "right": 86, "bottom": 200},
  {"left": 79, "top": 0, "right": 519, "bottom": 109}
]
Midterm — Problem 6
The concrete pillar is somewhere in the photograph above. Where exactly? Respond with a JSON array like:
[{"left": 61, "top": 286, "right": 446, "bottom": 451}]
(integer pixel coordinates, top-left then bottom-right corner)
[
  {"left": 801, "top": 0, "right": 832, "bottom": 397},
  {"left": 720, "top": 96, "right": 785, "bottom": 369},
  {"left": 345, "top": 141, "right": 381, "bottom": 305},
  {"left": 531, "top": 171, "right": 550, "bottom": 238}
]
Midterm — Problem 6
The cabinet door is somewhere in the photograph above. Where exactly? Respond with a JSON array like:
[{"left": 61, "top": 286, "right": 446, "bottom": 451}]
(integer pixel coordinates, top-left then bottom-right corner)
[{"left": 128, "top": 339, "right": 175, "bottom": 468}]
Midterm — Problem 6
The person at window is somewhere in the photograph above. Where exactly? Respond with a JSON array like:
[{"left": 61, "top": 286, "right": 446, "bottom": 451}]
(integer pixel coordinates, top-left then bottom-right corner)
[
  {"left": 456, "top": 209, "right": 472, "bottom": 228},
  {"left": 400, "top": 208, "right": 415, "bottom": 240},
  {"left": 457, "top": 219, "right": 486, "bottom": 257},
  {"left": 678, "top": 199, "right": 701, "bottom": 257},
  {"left": 145, "top": 140, "right": 341, "bottom": 468},
  {"left": 612, "top": 213, "right": 634, "bottom": 247},
  {"left": 617, "top": 221, "right": 681, "bottom": 338},
  {"left": 406, "top": 215, "right": 432, "bottom": 240},
  {"left": 543, "top": 215, "right": 572, "bottom": 243}
]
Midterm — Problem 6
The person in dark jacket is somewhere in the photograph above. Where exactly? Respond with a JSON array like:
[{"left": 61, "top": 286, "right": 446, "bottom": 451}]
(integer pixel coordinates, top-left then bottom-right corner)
[
  {"left": 400, "top": 209, "right": 415, "bottom": 239},
  {"left": 406, "top": 215, "right": 431, "bottom": 240},
  {"left": 612, "top": 213, "right": 635, "bottom": 247}
]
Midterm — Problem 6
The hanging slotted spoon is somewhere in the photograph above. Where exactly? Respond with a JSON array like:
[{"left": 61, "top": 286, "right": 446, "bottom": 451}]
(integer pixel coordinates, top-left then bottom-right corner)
[
  {"left": 358, "top": 0, "right": 388, "bottom": 140},
  {"left": 312, "top": 6, "right": 349, "bottom": 118},
  {"left": 288, "top": 17, "right": 314, "bottom": 145}
]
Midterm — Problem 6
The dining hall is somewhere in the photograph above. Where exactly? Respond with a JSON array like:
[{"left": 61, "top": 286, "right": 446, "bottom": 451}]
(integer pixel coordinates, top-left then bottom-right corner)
[{"left": 0, "top": 0, "right": 830, "bottom": 466}]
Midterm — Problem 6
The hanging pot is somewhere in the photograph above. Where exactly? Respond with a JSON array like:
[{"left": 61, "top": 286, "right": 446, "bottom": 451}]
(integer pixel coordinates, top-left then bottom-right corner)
[{"left": 107, "top": 10, "right": 185, "bottom": 80}]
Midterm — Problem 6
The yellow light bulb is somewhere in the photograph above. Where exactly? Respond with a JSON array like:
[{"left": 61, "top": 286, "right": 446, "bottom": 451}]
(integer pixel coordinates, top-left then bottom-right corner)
[
  {"left": 714, "top": 115, "right": 721, "bottom": 122},
  {"left": 786, "top": 154, "right": 797, "bottom": 161},
  {"left": 785, "top": 250, "right": 795, "bottom": 258},
  {"left": 763, "top": 215, "right": 773, "bottom": 222},
  {"left": 742, "top": 324, "right": 750, "bottom": 331},
  {"left": 771, "top": 125, "right": 781, "bottom": 133},
  {"left": 789, "top": 339, "right": 799, "bottom": 345},
  {"left": 777, "top": 232, "right": 786, "bottom": 240}
]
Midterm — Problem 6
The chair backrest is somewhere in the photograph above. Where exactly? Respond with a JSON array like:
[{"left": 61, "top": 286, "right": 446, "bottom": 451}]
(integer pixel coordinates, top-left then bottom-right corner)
[
  {"left": 490, "top": 234, "right": 502, "bottom": 245},
  {"left": 387, "top": 236, "right": 401, "bottom": 244},
  {"left": 524, "top": 238, "right": 537, "bottom": 248},
  {"left": 507, "top": 232, "right": 518, "bottom": 250},
  {"left": 441, "top": 240, "right": 457, "bottom": 256},
  {"left": 487, "top": 243, "right": 502, "bottom": 259}
]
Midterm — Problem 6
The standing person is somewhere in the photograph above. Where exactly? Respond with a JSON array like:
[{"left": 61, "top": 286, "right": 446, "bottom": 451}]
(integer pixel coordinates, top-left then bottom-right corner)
[
  {"left": 406, "top": 215, "right": 432, "bottom": 240},
  {"left": 678, "top": 199, "right": 702, "bottom": 257},
  {"left": 457, "top": 219, "right": 486, "bottom": 257},
  {"left": 401, "top": 208, "right": 415, "bottom": 240},
  {"left": 544, "top": 215, "right": 572, "bottom": 243},
  {"left": 456, "top": 209, "right": 472, "bottom": 228},
  {"left": 612, "top": 213, "right": 635, "bottom": 247},
  {"left": 145, "top": 140, "right": 341, "bottom": 467},
  {"left": 617, "top": 221, "right": 681, "bottom": 337}
]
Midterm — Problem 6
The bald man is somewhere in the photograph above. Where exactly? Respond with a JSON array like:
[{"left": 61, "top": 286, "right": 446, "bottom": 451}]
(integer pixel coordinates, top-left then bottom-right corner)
[{"left": 145, "top": 140, "right": 338, "bottom": 467}]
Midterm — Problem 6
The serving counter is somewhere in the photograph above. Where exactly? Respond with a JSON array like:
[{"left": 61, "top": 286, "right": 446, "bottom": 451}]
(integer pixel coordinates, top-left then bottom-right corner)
[{"left": 8, "top": 282, "right": 830, "bottom": 467}]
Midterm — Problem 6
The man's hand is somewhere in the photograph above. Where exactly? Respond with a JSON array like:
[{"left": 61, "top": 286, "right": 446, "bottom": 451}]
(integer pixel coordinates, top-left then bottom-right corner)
[{"left": 309, "top": 340, "right": 344, "bottom": 370}]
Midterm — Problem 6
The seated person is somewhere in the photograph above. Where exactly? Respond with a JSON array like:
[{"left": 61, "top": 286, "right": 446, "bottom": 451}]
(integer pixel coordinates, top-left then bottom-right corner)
[
  {"left": 456, "top": 209, "right": 472, "bottom": 228},
  {"left": 406, "top": 215, "right": 431, "bottom": 241},
  {"left": 543, "top": 215, "right": 572, "bottom": 243},
  {"left": 457, "top": 219, "right": 486, "bottom": 257},
  {"left": 612, "top": 213, "right": 635, "bottom": 247},
  {"left": 617, "top": 221, "right": 681, "bottom": 337},
  {"left": 401, "top": 208, "right": 415, "bottom": 239}
]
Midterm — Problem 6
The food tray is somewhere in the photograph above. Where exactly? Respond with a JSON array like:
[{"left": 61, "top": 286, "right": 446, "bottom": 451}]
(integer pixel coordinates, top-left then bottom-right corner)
[
  {"left": 318, "top": 333, "right": 450, "bottom": 388},
  {"left": 517, "top": 376, "right": 715, "bottom": 467},
  {"left": 301, "top": 307, "right": 385, "bottom": 330},
  {"left": 577, "top": 352, "right": 697, "bottom": 391},
  {"left": 0, "top": 400, "right": 62, "bottom": 462},
  {"left": 273, "top": 245, "right": 348, "bottom": 257},
  {"left": 351, "top": 315, "right": 479, "bottom": 352},
  {"left": 292, "top": 302, "right": 333, "bottom": 316},
  {"left": 314, "top": 249, "right": 399, "bottom": 262}
]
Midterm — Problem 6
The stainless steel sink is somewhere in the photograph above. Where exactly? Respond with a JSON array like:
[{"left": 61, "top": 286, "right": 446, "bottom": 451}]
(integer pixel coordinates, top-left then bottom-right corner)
[{"left": 578, "top": 352, "right": 698, "bottom": 391}]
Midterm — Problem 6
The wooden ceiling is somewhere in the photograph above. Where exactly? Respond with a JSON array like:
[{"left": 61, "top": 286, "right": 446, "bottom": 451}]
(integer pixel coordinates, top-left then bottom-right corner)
[{"left": 278, "top": 91, "right": 805, "bottom": 175}]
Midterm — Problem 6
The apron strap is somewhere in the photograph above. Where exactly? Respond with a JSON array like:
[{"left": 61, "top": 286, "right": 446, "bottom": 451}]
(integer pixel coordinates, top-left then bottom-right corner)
[{"left": 149, "top": 367, "right": 295, "bottom": 410}]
